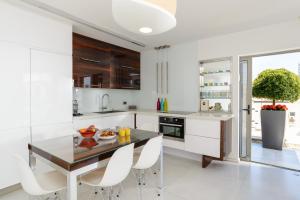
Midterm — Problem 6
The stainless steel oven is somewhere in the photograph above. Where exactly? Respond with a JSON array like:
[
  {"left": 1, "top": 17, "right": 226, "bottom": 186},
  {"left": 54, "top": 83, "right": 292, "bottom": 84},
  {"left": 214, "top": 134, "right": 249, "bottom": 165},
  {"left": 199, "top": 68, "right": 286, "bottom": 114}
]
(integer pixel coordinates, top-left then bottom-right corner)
[{"left": 159, "top": 116, "right": 185, "bottom": 141}]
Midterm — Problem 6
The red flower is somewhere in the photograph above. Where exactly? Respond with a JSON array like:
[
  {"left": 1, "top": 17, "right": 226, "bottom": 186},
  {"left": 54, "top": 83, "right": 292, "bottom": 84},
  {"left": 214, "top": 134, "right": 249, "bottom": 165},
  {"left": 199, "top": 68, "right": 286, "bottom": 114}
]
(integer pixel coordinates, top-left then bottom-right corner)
[{"left": 261, "top": 104, "right": 288, "bottom": 111}]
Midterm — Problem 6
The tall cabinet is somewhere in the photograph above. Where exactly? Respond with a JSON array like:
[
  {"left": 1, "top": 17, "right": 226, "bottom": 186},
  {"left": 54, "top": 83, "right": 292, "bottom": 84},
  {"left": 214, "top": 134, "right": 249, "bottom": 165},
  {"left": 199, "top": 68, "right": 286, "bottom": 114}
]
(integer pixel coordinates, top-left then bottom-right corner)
[
  {"left": 0, "top": 43, "right": 31, "bottom": 189},
  {"left": 0, "top": 1, "right": 73, "bottom": 189},
  {"left": 30, "top": 50, "right": 73, "bottom": 142}
]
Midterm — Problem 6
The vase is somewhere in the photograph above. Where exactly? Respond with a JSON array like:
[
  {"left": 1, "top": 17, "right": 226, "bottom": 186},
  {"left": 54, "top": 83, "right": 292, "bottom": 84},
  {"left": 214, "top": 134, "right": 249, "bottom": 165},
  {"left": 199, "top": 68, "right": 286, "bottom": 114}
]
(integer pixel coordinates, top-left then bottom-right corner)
[{"left": 261, "top": 110, "right": 286, "bottom": 150}]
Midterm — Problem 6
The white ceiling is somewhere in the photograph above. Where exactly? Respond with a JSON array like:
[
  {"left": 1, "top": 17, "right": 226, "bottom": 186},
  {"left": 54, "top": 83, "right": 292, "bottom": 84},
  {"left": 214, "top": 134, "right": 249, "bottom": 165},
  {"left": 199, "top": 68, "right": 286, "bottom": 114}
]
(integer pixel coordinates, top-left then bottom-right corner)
[{"left": 30, "top": 0, "right": 300, "bottom": 48}]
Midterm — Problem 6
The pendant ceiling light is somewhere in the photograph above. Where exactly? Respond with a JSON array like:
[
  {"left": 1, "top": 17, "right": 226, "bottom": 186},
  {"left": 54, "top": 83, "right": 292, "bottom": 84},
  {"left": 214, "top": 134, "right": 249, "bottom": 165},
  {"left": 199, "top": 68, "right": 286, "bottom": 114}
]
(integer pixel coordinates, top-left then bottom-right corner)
[{"left": 112, "top": 0, "right": 177, "bottom": 35}]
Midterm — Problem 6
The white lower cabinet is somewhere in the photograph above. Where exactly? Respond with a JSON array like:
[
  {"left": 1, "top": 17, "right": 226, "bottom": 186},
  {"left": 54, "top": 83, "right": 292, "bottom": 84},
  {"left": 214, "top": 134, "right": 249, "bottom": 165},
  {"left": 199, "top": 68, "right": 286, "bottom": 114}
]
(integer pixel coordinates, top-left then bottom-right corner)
[
  {"left": 186, "top": 119, "right": 220, "bottom": 138},
  {"left": 136, "top": 114, "right": 158, "bottom": 132},
  {"left": 0, "top": 128, "right": 30, "bottom": 189},
  {"left": 185, "top": 119, "right": 222, "bottom": 158},
  {"left": 185, "top": 135, "right": 220, "bottom": 158},
  {"left": 73, "top": 114, "right": 134, "bottom": 130}
]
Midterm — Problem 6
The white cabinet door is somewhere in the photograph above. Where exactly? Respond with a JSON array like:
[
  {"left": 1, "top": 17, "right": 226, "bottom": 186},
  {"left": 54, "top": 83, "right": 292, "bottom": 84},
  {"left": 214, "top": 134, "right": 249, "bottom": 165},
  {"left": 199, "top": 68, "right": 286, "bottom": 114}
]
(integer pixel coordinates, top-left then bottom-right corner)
[
  {"left": 186, "top": 119, "right": 220, "bottom": 139},
  {"left": 136, "top": 114, "right": 158, "bottom": 132},
  {"left": 31, "top": 50, "right": 72, "bottom": 126},
  {"left": 0, "top": 42, "right": 30, "bottom": 131},
  {"left": 0, "top": 128, "right": 30, "bottom": 189},
  {"left": 73, "top": 114, "right": 134, "bottom": 131},
  {"left": 185, "top": 135, "right": 220, "bottom": 158}
]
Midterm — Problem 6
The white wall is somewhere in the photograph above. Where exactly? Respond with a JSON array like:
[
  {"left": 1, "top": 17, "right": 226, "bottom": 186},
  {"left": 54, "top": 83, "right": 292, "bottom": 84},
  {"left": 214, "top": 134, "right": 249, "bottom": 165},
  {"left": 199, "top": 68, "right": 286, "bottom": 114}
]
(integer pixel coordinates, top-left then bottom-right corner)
[
  {"left": 136, "top": 41, "right": 199, "bottom": 112},
  {"left": 137, "top": 20, "right": 300, "bottom": 161},
  {"left": 0, "top": 1, "right": 72, "bottom": 55},
  {"left": 75, "top": 88, "right": 138, "bottom": 113},
  {"left": 198, "top": 20, "right": 300, "bottom": 161}
]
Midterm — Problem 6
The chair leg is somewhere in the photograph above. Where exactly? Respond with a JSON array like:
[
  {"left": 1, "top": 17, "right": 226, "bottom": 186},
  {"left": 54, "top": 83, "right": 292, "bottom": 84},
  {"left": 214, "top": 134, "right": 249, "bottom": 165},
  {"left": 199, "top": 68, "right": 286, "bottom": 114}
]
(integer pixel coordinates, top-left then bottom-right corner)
[
  {"left": 108, "top": 187, "right": 113, "bottom": 200},
  {"left": 132, "top": 169, "right": 143, "bottom": 186},
  {"left": 115, "top": 184, "right": 122, "bottom": 200},
  {"left": 87, "top": 187, "right": 98, "bottom": 200},
  {"left": 141, "top": 170, "right": 146, "bottom": 186}
]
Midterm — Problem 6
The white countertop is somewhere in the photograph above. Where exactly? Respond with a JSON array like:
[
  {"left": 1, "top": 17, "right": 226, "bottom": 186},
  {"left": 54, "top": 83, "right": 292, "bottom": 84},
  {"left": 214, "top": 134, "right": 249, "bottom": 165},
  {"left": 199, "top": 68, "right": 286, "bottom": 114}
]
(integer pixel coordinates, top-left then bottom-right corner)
[
  {"left": 187, "top": 112, "right": 234, "bottom": 121},
  {"left": 74, "top": 109, "right": 234, "bottom": 121}
]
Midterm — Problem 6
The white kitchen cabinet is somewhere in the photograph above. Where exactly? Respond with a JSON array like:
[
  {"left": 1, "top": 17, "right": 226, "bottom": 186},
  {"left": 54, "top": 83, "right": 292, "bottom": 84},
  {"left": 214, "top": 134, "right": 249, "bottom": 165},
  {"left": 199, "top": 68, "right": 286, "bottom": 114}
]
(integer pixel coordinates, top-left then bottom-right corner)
[
  {"left": 136, "top": 114, "right": 159, "bottom": 132},
  {"left": 185, "top": 118, "right": 232, "bottom": 167},
  {"left": 31, "top": 50, "right": 73, "bottom": 127},
  {"left": 0, "top": 128, "right": 30, "bottom": 189},
  {"left": 185, "top": 118, "right": 222, "bottom": 158},
  {"left": 185, "top": 135, "right": 220, "bottom": 157},
  {"left": 73, "top": 114, "right": 134, "bottom": 130},
  {"left": 186, "top": 119, "right": 220, "bottom": 139},
  {"left": 0, "top": 42, "right": 30, "bottom": 131}
]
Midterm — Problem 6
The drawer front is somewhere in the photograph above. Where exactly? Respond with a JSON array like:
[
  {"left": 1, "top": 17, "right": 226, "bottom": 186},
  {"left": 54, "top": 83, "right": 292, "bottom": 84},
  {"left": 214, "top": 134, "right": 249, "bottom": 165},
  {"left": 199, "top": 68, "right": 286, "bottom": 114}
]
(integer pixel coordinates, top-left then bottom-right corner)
[
  {"left": 186, "top": 119, "right": 220, "bottom": 139},
  {"left": 185, "top": 135, "right": 220, "bottom": 158},
  {"left": 136, "top": 114, "right": 158, "bottom": 132}
]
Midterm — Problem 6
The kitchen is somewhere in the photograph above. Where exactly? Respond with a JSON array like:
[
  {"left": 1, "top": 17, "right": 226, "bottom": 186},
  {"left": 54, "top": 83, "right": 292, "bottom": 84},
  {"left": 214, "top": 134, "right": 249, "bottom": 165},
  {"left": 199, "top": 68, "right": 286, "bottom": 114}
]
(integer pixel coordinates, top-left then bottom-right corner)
[{"left": 1, "top": 1, "right": 300, "bottom": 200}]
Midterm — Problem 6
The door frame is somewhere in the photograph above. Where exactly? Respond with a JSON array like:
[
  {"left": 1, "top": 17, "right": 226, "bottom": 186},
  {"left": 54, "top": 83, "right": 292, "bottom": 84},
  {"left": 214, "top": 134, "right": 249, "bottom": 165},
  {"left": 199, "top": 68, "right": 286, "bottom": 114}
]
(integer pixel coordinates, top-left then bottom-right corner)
[
  {"left": 239, "top": 56, "right": 253, "bottom": 161},
  {"left": 239, "top": 49, "right": 300, "bottom": 162}
]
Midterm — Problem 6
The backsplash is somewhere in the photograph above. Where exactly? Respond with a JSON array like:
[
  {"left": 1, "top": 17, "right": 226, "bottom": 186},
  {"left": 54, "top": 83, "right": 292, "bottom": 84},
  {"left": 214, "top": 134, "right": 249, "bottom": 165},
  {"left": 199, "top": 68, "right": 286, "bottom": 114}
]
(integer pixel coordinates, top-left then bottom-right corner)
[{"left": 74, "top": 88, "right": 138, "bottom": 114}]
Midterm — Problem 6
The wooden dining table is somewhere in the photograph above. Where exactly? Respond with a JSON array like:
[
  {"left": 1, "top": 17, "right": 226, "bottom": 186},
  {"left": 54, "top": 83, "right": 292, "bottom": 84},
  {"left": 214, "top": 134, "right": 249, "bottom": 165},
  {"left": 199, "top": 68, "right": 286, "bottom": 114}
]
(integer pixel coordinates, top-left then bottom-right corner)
[{"left": 28, "top": 129, "right": 163, "bottom": 200}]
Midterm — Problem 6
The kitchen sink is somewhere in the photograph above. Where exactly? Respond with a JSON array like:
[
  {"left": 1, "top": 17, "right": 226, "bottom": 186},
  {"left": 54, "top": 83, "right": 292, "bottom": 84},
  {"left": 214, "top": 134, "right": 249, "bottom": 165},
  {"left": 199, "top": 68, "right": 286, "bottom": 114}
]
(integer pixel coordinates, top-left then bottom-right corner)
[{"left": 94, "top": 110, "right": 126, "bottom": 114}]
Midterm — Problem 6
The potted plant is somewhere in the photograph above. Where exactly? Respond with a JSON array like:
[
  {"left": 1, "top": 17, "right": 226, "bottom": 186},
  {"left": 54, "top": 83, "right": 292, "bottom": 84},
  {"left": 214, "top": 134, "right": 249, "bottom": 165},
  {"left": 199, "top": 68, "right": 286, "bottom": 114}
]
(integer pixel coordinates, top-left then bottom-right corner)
[{"left": 252, "top": 68, "right": 300, "bottom": 150}]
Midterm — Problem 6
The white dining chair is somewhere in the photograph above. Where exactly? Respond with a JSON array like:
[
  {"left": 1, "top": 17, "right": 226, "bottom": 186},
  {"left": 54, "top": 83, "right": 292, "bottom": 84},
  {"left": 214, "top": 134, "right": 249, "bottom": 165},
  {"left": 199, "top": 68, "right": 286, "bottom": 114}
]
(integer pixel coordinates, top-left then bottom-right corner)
[
  {"left": 80, "top": 143, "right": 134, "bottom": 200},
  {"left": 132, "top": 136, "right": 163, "bottom": 188},
  {"left": 14, "top": 154, "right": 67, "bottom": 199}
]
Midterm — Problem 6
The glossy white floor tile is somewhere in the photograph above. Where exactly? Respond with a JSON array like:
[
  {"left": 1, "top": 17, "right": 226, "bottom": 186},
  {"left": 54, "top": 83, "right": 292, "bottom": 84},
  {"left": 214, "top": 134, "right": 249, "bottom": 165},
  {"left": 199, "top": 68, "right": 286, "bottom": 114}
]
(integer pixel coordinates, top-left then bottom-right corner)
[
  {"left": 252, "top": 142, "right": 300, "bottom": 170},
  {"left": 1, "top": 154, "right": 300, "bottom": 200}
]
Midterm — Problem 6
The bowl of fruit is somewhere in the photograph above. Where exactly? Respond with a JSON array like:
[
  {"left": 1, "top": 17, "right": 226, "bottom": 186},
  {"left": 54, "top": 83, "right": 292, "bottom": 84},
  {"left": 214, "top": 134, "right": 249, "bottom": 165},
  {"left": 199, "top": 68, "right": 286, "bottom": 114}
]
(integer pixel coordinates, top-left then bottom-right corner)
[{"left": 79, "top": 125, "right": 98, "bottom": 138}]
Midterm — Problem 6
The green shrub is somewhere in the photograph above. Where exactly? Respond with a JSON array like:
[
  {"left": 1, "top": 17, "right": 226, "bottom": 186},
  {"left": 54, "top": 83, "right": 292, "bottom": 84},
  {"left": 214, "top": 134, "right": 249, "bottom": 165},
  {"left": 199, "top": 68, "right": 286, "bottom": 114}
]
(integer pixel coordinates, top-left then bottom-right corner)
[{"left": 252, "top": 68, "right": 300, "bottom": 105}]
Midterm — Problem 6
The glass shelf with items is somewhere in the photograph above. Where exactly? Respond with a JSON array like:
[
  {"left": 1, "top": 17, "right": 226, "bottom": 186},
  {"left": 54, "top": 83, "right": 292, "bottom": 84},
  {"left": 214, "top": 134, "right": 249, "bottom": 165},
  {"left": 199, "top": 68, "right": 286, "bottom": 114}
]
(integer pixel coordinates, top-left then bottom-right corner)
[
  {"left": 200, "top": 70, "right": 231, "bottom": 76},
  {"left": 200, "top": 90, "right": 231, "bottom": 99},
  {"left": 199, "top": 57, "right": 232, "bottom": 113}
]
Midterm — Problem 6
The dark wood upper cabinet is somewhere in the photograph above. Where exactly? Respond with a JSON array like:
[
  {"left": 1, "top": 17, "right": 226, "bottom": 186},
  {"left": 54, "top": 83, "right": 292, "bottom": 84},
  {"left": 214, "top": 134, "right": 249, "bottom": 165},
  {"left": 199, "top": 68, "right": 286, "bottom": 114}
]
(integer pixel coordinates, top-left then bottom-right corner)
[{"left": 73, "top": 33, "right": 140, "bottom": 90}]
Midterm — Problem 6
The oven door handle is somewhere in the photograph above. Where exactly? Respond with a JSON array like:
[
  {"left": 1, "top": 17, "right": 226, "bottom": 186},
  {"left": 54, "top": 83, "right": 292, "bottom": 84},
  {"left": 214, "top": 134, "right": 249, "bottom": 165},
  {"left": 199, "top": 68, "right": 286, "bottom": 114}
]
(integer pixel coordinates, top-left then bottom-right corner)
[{"left": 159, "top": 123, "right": 183, "bottom": 127}]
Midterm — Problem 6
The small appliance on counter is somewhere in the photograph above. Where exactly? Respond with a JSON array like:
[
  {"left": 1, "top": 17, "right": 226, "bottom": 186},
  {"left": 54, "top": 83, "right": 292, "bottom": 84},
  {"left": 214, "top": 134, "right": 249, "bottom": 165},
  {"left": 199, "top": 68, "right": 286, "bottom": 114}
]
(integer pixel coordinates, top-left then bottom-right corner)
[{"left": 73, "top": 99, "right": 83, "bottom": 116}]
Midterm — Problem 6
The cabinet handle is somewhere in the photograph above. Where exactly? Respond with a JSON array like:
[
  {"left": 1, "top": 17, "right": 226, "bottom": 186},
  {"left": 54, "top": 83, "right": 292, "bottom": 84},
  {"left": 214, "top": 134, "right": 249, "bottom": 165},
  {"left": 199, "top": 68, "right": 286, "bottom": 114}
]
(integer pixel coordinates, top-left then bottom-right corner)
[
  {"left": 121, "top": 86, "right": 135, "bottom": 89},
  {"left": 161, "top": 62, "right": 163, "bottom": 94},
  {"left": 80, "top": 57, "right": 103, "bottom": 64},
  {"left": 120, "top": 65, "right": 134, "bottom": 69}
]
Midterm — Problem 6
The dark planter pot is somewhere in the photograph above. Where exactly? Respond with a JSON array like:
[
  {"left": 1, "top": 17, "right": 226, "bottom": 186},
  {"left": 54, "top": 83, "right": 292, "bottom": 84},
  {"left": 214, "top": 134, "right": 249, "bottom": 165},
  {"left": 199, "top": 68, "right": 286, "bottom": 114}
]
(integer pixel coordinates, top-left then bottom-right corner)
[{"left": 261, "top": 110, "right": 286, "bottom": 150}]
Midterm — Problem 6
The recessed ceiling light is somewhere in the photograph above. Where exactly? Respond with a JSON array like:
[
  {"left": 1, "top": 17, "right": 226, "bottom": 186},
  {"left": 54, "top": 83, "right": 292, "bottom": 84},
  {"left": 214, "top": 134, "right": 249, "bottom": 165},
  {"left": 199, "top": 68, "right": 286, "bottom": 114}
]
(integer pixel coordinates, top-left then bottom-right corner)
[{"left": 139, "top": 27, "right": 153, "bottom": 34}]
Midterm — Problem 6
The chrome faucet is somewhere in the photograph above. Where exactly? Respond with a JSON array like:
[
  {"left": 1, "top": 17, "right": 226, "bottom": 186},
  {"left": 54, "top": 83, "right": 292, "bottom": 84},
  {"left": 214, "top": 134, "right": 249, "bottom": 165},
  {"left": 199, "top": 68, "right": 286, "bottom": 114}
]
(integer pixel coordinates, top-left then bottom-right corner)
[{"left": 101, "top": 93, "right": 110, "bottom": 111}]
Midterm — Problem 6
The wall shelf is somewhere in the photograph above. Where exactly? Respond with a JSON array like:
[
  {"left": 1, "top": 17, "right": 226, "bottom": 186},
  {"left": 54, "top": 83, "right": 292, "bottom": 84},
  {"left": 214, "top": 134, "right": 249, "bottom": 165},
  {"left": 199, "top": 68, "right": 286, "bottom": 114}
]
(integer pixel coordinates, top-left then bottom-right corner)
[
  {"left": 199, "top": 57, "right": 232, "bottom": 113},
  {"left": 200, "top": 71, "right": 231, "bottom": 76}
]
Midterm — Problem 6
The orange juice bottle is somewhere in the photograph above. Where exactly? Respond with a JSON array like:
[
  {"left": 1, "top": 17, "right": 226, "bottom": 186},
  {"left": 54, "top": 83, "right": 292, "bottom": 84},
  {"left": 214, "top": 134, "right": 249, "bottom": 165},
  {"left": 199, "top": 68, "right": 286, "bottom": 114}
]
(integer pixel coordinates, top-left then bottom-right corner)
[
  {"left": 125, "top": 128, "right": 131, "bottom": 136},
  {"left": 119, "top": 128, "right": 125, "bottom": 137}
]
